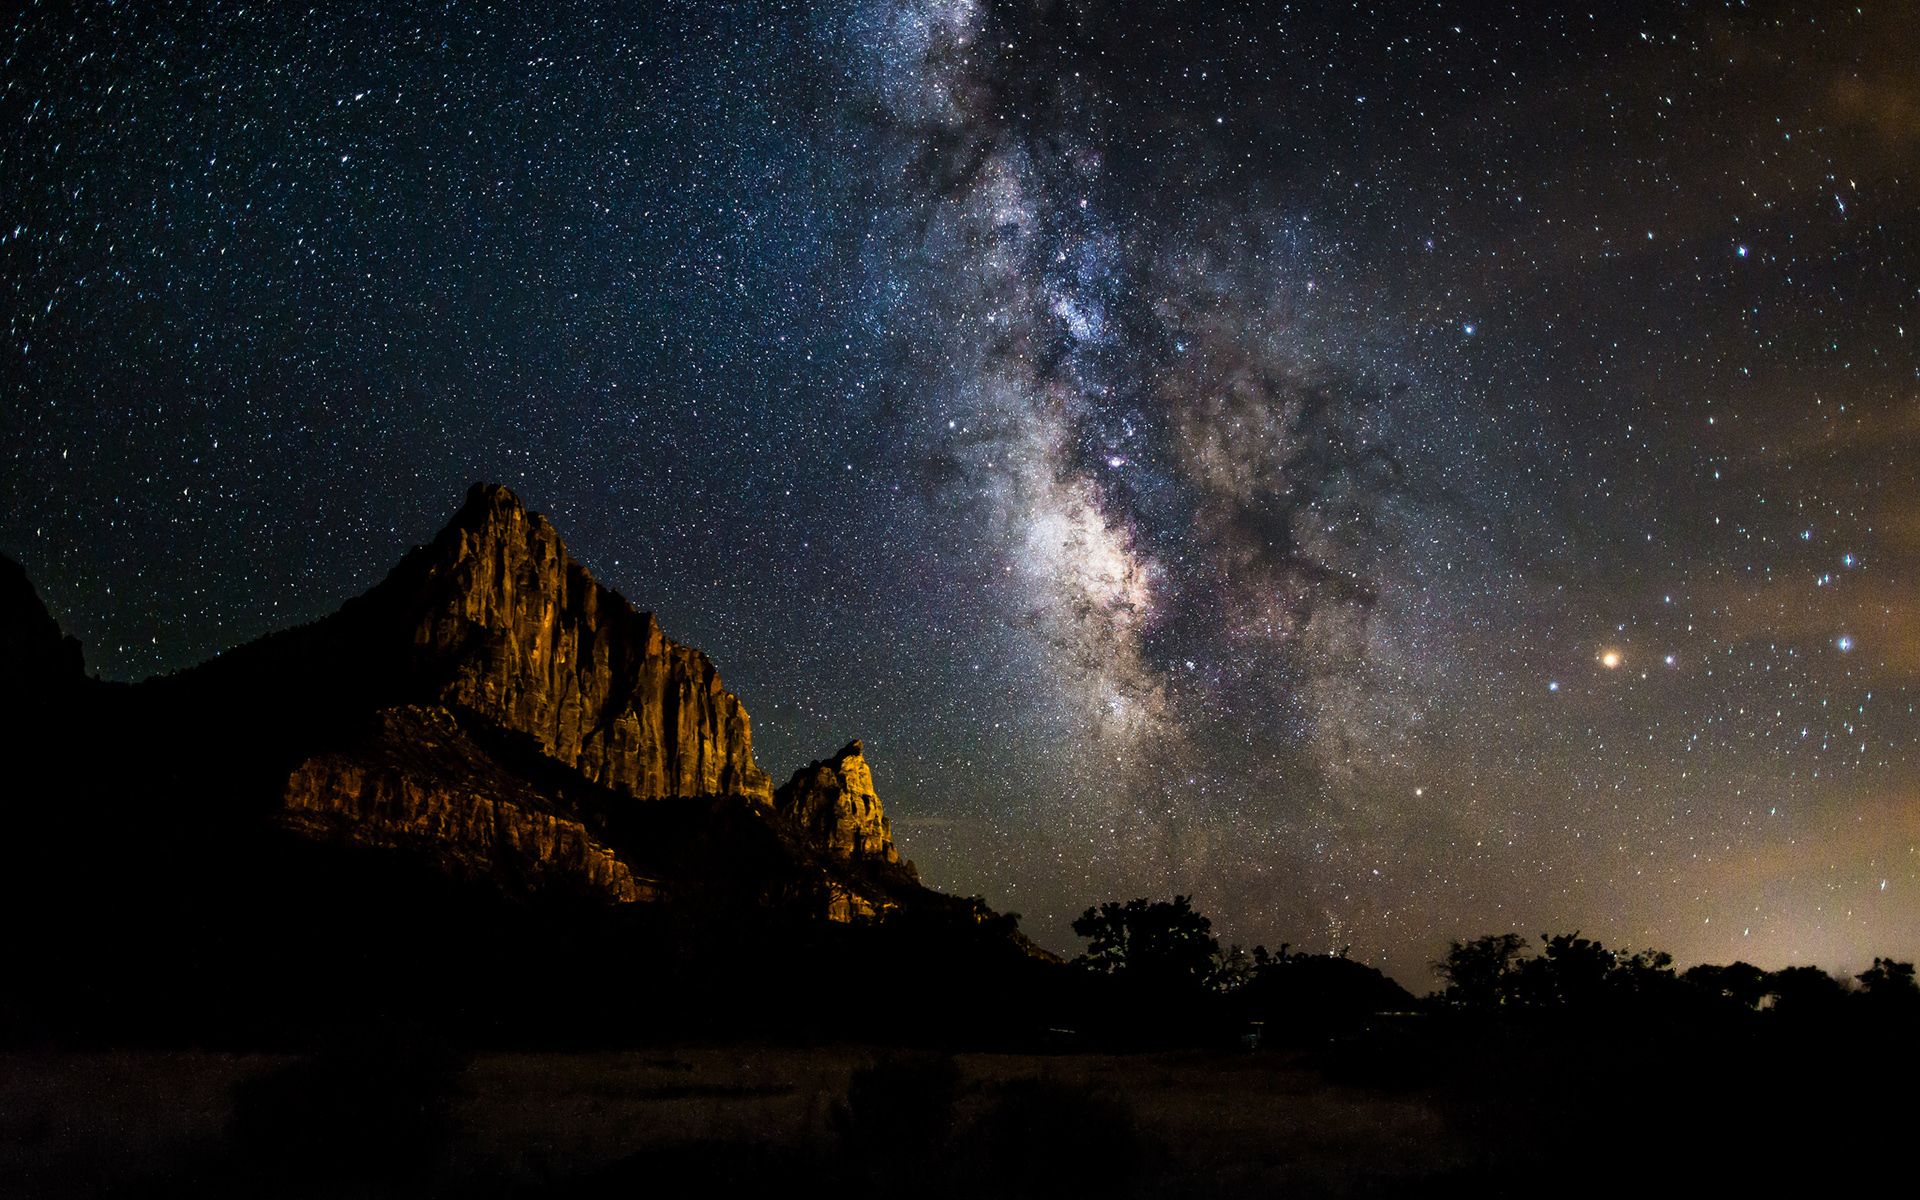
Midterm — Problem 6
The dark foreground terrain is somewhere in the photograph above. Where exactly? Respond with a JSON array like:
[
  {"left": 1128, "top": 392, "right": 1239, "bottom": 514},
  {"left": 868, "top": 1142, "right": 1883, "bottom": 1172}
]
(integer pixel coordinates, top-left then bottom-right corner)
[{"left": 4, "top": 1011, "right": 1913, "bottom": 1199}]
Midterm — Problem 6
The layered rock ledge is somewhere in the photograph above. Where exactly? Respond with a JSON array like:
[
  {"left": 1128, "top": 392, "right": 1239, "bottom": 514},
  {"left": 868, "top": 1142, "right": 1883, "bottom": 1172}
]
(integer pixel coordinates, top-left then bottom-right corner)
[{"left": 281, "top": 706, "right": 646, "bottom": 903}]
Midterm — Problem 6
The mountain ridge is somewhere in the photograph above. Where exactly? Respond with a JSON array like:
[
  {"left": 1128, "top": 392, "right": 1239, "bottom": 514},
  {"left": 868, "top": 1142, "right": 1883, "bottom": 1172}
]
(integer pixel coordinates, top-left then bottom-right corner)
[
  {"left": 0, "top": 483, "right": 1062, "bottom": 1045},
  {"left": 0, "top": 484, "right": 945, "bottom": 917},
  {"left": 221, "top": 481, "right": 916, "bottom": 917}
]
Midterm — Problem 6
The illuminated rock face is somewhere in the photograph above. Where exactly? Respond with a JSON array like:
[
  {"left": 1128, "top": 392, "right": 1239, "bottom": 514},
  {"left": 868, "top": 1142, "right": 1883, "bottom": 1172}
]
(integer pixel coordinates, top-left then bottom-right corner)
[
  {"left": 776, "top": 740, "right": 901, "bottom": 865},
  {"left": 398, "top": 483, "right": 773, "bottom": 805},
  {"left": 282, "top": 705, "right": 646, "bottom": 903},
  {"left": 248, "top": 484, "right": 907, "bottom": 917},
  {"left": 3, "top": 487, "right": 917, "bottom": 919}
]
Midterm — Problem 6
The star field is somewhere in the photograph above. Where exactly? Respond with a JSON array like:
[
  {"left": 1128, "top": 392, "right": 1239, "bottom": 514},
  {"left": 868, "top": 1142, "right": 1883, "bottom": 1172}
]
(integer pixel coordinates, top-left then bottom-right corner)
[{"left": 5, "top": 1, "right": 1917, "bottom": 981}]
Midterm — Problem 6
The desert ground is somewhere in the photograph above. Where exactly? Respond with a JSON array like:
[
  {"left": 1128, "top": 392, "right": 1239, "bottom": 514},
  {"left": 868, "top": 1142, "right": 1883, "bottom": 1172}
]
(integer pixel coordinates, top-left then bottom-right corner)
[{"left": 1, "top": 1042, "right": 1472, "bottom": 1197}]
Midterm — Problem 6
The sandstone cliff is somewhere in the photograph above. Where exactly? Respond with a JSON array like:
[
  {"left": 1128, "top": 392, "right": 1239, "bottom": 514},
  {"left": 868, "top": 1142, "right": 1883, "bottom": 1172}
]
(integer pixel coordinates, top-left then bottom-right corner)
[
  {"left": 385, "top": 483, "right": 773, "bottom": 805},
  {"left": 775, "top": 740, "right": 902, "bottom": 866},
  {"left": 252, "top": 484, "right": 918, "bottom": 917},
  {"left": 281, "top": 705, "right": 646, "bottom": 903},
  {"left": 11, "top": 487, "right": 933, "bottom": 922},
  {"left": 1, "top": 512, "right": 1056, "bottom": 1046}
]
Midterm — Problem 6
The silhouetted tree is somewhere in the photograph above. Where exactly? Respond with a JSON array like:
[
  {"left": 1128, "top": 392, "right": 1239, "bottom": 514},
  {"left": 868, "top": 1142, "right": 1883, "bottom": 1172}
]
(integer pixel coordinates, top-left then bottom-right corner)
[
  {"left": 1681, "top": 961, "right": 1770, "bottom": 1010},
  {"left": 1765, "top": 965, "right": 1850, "bottom": 1018},
  {"left": 1512, "top": 932, "right": 1616, "bottom": 1008},
  {"left": 1434, "top": 932, "right": 1530, "bottom": 1008},
  {"left": 1855, "top": 958, "right": 1920, "bottom": 1016},
  {"left": 1213, "top": 943, "right": 1260, "bottom": 993},
  {"left": 1609, "top": 948, "right": 1681, "bottom": 1008},
  {"left": 1438, "top": 932, "right": 1682, "bottom": 1012},
  {"left": 1072, "top": 895, "right": 1220, "bottom": 992}
]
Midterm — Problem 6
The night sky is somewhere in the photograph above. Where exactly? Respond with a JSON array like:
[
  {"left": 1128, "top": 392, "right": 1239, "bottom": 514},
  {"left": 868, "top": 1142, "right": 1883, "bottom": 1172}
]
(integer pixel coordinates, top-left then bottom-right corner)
[{"left": 6, "top": 1, "right": 1917, "bottom": 982}]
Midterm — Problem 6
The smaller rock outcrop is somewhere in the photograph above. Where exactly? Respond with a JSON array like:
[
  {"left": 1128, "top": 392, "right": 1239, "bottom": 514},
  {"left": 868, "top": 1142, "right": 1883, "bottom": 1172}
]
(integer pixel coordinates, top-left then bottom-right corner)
[{"left": 775, "top": 740, "right": 901, "bottom": 865}]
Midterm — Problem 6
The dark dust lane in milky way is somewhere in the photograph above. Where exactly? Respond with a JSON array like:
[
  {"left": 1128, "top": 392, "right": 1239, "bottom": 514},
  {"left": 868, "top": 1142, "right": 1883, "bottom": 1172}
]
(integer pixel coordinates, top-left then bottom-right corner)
[{"left": 5, "top": 1, "right": 1917, "bottom": 977}]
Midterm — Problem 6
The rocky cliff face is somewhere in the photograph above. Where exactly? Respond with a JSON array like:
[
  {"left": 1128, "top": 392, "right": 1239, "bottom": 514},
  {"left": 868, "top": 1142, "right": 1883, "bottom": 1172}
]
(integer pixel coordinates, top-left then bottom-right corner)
[
  {"left": 254, "top": 484, "right": 919, "bottom": 916},
  {"left": 281, "top": 705, "right": 646, "bottom": 903},
  {"left": 775, "top": 740, "right": 902, "bottom": 865},
  {"left": 388, "top": 484, "right": 773, "bottom": 805},
  {"left": 2, "top": 501, "right": 1053, "bottom": 1045},
  {"left": 5, "top": 487, "right": 931, "bottom": 923}
]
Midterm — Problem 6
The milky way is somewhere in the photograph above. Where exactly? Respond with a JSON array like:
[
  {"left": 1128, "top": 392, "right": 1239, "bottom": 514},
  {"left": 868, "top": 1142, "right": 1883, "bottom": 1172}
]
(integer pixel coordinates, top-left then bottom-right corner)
[{"left": 5, "top": 1, "right": 1917, "bottom": 981}]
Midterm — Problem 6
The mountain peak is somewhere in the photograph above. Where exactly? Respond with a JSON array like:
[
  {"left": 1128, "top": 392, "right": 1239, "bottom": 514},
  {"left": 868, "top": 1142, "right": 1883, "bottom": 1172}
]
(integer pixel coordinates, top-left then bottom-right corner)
[
  {"left": 385, "top": 482, "right": 772, "bottom": 805},
  {"left": 6, "top": 486, "right": 937, "bottom": 925},
  {"left": 447, "top": 480, "right": 552, "bottom": 541},
  {"left": 463, "top": 480, "right": 522, "bottom": 509}
]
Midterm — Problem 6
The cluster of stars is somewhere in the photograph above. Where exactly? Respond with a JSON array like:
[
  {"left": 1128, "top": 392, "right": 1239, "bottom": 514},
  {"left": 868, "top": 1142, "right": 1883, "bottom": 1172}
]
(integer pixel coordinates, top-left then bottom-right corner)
[{"left": 2, "top": 0, "right": 1915, "bottom": 975}]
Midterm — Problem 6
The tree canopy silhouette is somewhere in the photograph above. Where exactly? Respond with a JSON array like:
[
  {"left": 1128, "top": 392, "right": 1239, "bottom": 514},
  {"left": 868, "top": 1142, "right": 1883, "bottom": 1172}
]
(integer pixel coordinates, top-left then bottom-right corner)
[
  {"left": 1434, "top": 932, "right": 1530, "bottom": 1008},
  {"left": 1071, "top": 895, "right": 1220, "bottom": 992},
  {"left": 1436, "top": 931, "right": 1678, "bottom": 1010},
  {"left": 1679, "top": 961, "right": 1770, "bottom": 1010},
  {"left": 1857, "top": 958, "right": 1919, "bottom": 1003}
]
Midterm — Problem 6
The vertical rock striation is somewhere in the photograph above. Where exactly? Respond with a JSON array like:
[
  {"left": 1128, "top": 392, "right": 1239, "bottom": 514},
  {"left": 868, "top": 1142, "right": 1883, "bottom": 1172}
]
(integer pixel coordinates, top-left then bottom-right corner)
[
  {"left": 389, "top": 484, "right": 773, "bottom": 805},
  {"left": 26, "top": 484, "right": 931, "bottom": 917}
]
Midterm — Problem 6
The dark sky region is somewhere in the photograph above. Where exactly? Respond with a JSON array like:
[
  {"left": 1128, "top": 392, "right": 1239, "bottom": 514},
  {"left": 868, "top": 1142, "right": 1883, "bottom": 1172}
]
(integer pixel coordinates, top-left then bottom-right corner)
[{"left": 5, "top": 1, "right": 1917, "bottom": 982}]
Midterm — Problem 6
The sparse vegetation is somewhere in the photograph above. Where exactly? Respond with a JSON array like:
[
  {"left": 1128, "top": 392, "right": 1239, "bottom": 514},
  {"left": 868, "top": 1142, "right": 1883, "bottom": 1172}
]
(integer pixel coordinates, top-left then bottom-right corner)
[{"left": 2, "top": 890, "right": 1915, "bottom": 1197}]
